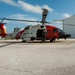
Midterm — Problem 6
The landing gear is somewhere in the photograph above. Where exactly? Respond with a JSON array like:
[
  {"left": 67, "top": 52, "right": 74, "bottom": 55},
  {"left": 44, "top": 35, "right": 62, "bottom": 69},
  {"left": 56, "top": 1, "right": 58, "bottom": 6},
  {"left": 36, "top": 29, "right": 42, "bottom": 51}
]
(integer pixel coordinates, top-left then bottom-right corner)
[
  {"left": 50, "top": 39, "right": 53, "bottom": 42},
  {"left": 64, "top": 37, "right": 66, "bottom": 40},
  {"left": 50, "top": 38, "right": 56, "bottom": 42},
  {"left": 22, "top": 38, "right": 26, "bottom": 42},
  {"left": 22, "top": 40, "right": 26, "bottom": 42}
]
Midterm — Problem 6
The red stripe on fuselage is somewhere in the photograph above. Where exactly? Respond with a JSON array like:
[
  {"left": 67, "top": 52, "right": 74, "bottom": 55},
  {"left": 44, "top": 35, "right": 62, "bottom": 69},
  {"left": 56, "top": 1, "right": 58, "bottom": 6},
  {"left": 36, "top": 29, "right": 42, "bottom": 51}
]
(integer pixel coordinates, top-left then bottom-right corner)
[{"left": 15, "top": 29, "right": 24, "bottom": 39}]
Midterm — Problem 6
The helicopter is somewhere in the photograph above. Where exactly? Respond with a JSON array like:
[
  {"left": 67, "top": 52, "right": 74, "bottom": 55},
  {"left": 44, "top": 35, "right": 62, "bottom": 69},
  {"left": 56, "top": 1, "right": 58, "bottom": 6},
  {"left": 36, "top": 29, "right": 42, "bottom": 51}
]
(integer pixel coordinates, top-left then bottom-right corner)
[{"left": 0, "top": 9, "right": 71, "bottom": 42}]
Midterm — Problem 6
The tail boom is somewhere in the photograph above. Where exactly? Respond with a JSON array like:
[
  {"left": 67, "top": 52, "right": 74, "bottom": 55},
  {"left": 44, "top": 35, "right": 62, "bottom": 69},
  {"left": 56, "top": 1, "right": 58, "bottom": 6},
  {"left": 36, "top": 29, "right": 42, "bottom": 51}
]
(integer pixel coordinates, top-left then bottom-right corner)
[{"left": 0, "top": 23, "right": 7, "bottom": 37}]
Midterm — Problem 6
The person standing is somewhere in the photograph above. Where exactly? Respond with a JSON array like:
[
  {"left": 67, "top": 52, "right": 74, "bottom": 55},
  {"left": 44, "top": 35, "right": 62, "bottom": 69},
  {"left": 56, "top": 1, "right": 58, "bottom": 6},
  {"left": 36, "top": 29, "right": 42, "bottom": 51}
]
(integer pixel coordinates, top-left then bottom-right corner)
[{"left": 41, "top": 29, "right": 46, "bottom": 43}]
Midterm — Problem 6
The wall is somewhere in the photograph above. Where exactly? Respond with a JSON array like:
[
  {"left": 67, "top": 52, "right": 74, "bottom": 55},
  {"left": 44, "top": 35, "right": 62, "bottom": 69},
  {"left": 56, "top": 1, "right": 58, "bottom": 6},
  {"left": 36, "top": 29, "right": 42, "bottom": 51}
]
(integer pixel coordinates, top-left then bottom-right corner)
[{"left": 63, "top": 16, "right": 75, "bottom": 38}]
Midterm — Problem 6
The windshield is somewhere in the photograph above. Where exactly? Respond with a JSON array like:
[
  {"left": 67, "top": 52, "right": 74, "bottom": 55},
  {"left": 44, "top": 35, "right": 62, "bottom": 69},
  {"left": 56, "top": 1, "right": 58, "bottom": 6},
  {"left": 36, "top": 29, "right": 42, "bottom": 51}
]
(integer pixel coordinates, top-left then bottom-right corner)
[{"left": 57, "top": 28, "right": 65, "bottom": 34}]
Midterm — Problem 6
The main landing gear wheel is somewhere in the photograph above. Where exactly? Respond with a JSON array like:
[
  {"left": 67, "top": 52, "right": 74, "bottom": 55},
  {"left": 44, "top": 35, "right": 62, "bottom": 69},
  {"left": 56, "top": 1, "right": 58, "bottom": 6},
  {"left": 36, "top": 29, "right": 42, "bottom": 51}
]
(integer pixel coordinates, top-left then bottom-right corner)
[
  {"left": 50, "top": 38, "right": 55, "bottom": 42},
  {"left": 22, "top": 38, "right": 26, "bottom": 42},
  {"left": 22, "top": 40, "right": 26, "bottom": 42}
]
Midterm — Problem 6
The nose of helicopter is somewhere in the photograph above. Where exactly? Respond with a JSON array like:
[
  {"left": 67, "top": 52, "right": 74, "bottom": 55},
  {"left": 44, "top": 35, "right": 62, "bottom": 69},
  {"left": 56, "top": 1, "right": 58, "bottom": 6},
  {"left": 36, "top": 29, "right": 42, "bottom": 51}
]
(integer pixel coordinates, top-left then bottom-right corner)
[{"left": 59, "top": 32, "right": 71, "bottom": 39}]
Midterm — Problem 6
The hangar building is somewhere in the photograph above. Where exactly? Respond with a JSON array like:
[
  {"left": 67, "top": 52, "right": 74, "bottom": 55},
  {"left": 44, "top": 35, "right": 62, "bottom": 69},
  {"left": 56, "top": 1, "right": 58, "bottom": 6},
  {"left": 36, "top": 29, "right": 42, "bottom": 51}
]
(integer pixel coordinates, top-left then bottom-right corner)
[{"left": 63, "top": 15, "right": 75, "bottom": 38}]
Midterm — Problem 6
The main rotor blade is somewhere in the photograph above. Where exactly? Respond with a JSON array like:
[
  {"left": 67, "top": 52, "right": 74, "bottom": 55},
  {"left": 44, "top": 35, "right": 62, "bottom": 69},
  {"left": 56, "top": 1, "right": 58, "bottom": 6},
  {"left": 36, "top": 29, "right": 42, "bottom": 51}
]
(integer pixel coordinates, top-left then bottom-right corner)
[
  {"left": 52, "top": 20, "right": 63, "bottom": 22},
  {"left": 43, "top": 21, "right": 51, "bottom": 24},
  {"left": 0, "top": 18, "right": 40, "bottom": 23},
  {"left": 0, "top": 17, "right": 5, "bottom": 23},
  {"left": 0, "top": 18, "right": 51, "bottom": 23},
  {"left": 42, "top": 9, "right": 48, "bottom": 24}
]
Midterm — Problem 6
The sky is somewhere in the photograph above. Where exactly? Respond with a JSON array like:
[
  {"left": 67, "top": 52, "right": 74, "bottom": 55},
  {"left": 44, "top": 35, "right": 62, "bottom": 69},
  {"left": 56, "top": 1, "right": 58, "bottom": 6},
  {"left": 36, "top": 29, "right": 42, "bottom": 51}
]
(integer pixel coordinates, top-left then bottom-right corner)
[{"left": 0, "top": 0, "right": 75, "bottom": 32}]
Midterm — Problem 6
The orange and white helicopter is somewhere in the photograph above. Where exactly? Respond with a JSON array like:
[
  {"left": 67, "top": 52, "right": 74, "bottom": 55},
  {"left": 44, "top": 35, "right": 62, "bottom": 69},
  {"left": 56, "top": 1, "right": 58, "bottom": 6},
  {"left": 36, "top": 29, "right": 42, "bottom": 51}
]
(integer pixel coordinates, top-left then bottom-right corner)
[{"left": 0, "top": 9, "right": 71, "bottom": 42}]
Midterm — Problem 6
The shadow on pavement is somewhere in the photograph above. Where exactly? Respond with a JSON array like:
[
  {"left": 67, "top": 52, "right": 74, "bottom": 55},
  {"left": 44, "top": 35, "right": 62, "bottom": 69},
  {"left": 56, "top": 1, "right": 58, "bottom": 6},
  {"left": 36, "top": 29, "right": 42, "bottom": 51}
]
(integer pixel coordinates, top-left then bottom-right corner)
[{"left": 0, "top": 42, "right": 16, "bottom": 48}]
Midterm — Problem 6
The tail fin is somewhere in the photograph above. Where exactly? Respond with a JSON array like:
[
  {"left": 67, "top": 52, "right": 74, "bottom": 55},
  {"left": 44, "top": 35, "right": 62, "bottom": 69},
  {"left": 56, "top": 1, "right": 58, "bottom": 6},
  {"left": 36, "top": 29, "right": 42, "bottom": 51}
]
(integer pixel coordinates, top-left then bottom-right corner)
[{"left": 0, "top": 23, "right": 7, "bottom": 37}]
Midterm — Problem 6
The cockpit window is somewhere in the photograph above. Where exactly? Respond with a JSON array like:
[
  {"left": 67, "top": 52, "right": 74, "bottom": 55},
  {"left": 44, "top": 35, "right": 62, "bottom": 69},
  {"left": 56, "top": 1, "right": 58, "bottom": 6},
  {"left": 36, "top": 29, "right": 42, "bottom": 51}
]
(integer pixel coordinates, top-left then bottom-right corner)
[{"left": 57, "top": 28, "right": 65, "bottom": 33}]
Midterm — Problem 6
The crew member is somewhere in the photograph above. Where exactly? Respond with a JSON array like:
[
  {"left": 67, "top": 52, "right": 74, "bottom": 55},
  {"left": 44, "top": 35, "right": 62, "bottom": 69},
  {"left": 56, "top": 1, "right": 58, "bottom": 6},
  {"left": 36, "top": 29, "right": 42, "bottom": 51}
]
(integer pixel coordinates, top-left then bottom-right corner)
[{"left": 41, "top": 29, "right": 46, "bottom": 43}]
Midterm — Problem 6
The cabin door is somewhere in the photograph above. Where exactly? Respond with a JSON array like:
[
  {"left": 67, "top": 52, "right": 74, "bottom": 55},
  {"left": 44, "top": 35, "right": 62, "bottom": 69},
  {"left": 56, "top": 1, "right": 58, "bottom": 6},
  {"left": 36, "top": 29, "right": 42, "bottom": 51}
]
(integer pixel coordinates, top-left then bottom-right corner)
[{"left": 37, "top": 29, "right": 44, "bottom": 38}]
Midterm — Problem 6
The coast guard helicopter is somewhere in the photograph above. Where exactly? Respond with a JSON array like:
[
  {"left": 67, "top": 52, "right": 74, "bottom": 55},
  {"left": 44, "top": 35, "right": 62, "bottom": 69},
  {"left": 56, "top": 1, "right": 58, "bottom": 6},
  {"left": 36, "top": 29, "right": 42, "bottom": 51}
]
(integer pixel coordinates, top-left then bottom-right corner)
[{"left": 0, "top": 9, "right": 71, "bottom": 42}]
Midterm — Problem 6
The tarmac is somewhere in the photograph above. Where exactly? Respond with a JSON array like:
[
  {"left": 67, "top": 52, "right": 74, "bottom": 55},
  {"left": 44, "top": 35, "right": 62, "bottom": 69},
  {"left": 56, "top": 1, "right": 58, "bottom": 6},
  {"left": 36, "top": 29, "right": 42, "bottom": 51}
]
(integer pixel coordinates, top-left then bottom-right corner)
[{"left": 0, "top": 39, "right": 75, "bottom": 75}]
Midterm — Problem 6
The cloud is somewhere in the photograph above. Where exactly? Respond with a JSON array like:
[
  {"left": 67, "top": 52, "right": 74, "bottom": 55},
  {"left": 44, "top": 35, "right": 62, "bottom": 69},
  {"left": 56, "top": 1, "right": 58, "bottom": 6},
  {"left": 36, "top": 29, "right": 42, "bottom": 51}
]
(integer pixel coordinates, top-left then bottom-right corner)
[
  {"left": 0, "top": 0, "right": 17, "bottom": 6},
  {"left": 9, "top": 14, "right": 29, "bottom": 19},
  {"left": 17, "top": 1, "right": 53, "bottom": 14},
  {"left": 0, "top": 0, "right": 53, "bottom": 14},
  {"left": 17, "top": 1, "right": 42, "bottom": 14},
  {"left": 42, "top": 5, "right": 53, "bottom": 12},
  {"left": 62, "top": 13, "right": 71, "bottom": 18}
]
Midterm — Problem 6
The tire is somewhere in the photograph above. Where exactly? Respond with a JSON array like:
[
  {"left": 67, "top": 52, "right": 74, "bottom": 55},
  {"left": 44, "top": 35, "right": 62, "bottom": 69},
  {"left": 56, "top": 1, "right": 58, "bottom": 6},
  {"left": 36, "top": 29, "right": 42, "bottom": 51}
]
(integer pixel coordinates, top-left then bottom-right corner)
[
  {"left": 50, "top": 39, "right": 54, "bottom": 42},
  {"left": 53, "top": 38, "right": 56, "bottom": 41},
  {"left": 64, "top": 37, "right": 66, "bottom": 40},
  {"left": 22, "top": 38, "right": 26, "bottom": 42},
  {"left": 22, "top": 40, "right": 26, "bottom": 42}
]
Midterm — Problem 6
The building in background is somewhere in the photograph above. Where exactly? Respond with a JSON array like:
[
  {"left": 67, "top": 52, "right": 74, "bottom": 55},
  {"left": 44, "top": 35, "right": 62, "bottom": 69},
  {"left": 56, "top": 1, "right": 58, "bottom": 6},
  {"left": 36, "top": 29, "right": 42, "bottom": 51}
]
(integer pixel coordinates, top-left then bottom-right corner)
[{"left": 63, "top": 15, "right": 75, "bottom": 38}]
